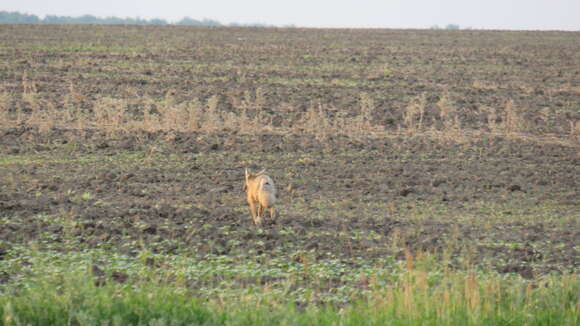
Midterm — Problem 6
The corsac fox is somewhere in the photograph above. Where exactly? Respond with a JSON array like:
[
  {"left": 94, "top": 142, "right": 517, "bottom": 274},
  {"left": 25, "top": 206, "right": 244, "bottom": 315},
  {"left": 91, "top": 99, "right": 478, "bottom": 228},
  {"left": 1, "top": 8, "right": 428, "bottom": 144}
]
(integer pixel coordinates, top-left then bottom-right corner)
[{"left": 244, "top": 168, "right": 277, "bottom": 226}]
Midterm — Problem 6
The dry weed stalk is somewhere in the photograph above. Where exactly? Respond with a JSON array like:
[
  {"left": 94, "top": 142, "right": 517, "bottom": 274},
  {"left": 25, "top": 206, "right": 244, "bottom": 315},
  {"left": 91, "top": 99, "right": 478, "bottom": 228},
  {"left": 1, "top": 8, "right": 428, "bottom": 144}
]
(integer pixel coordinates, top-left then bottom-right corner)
[
  {"left": 21, "top": 72, "right": 37, "bottom": 95},
  {"left": 234, "top": 109, "right": 258, "bottom": 134},
  {"left": 18, "top": 76, "right": 63, "bottom": 132},
  {"left": 332, "top": 109, "right": 349, "bottom": 137},
  {"left": 255, "top": 87, "right": 267, "bottom": 110},
  {"left": 203, "top": 95, "right": 223, "bottom": 132},
  {"left": 502, "top": 99, "right": 527, "bottom": 135},
  {"left": 352, "top": 92, "right": 375, "bottom": 138},
  {"left": 465, "top": 273, "right": 481, "bottom": 311},
  {"left": 93, "top": 97, "right": 128, "bottom": 134},
  {"left": 2, "top": 84, "right": 573, "bottom": 148},
  {"left": 0, "top": 91, "right": 11, "bottom": 127},
  {"left": 539, "top": 107, "right": 552, "bottom": 125},
  {"left": 483, "top": 106, "right": 499, "bottom": 134},
  {"left": 160, "top": 99, "right": 193, "bottom": 132},
  {"left": 139, "top": 98, "right": 161, "bottom": 132},
  {"left": 22, "top": 92, "right": 40, "bottom": 112},
  {"left": 237, "top": 88, "right": 266, "bottom": 111},
  {"left": 472, "top": 80, "right": 498, "bottom": 90},
  {"left": 140, "top": 97, "right": 205, "bottom": 133},
  {"left": 403, "top": 94, "right": 426, "bottom": 134},
  {"left": 29, "top": 101, "right": 58, "bottom": 133},
  {"left": 483, "top": 100, "right": 527, "bottom": 136},
  {"left": 66, "top": 80, "right": 86, "bottom": 104},
  {"left": 236, "top": 88, "right": 272, "bottom": 131},
  {"left": 182, "top": 99, "right": 203, "bottom": 131},
  {"left": 301, "top": 104, "right": 331, "bottom": 141},
  {"left": 160, "top": 104, "right": 182, "bottom": 131},
  {"left": 222, "top": 111, "right": 240, "bottom": 131},
  {"left": 570, "top": 120, "right": 580, "bottom": 138},
  {"left": 60, "top": 83, "right": 88, "bottom": 129},
  {"left": 437, "top": 93, "right": 452, "bottom": 125},
  {"left": 436, "top": 92, "right": 461, "bottom": 135}
]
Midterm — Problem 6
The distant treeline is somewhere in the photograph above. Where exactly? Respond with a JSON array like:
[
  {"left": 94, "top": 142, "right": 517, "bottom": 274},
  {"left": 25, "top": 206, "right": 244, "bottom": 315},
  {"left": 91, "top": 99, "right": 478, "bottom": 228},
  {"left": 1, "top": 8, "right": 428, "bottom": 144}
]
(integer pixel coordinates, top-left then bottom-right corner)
[{"left": 0, "top": 11, "right": 276, "bottom": 27}]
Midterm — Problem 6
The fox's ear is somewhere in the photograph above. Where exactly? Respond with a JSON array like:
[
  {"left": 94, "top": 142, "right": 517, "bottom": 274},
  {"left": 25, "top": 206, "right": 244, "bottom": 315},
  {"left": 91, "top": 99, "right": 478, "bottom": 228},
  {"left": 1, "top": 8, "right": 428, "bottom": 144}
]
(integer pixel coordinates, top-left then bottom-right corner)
[
  {"left": 245, "top": 168, "right": 250, "bottom": 182},
  {"left": 256, "top": 169, "right": 266, "bottom": 176}
]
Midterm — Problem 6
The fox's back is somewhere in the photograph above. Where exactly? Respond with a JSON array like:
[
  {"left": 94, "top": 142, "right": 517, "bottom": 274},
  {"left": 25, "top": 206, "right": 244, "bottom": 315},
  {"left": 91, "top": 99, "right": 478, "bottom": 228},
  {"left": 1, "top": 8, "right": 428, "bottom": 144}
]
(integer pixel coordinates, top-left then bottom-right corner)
[
  {"left": 248, "top": 175, "right": 276, "bottom": 206},
  {"left": 244, "top": 168, "right": 277, "bottom": 225},
  {"left": 258, "top": 175, "right": 276, "bottom": 207}
]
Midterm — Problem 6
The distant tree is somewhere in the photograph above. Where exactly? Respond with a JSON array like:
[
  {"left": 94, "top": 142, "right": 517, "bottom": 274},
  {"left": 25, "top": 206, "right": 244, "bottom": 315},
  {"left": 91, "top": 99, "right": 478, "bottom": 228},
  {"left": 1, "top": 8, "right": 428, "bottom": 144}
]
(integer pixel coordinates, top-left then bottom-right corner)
[
  {"left": 0, "top": 11, "right": 41, "bottom": 23},
  {"left": 445, "top": 24, "right": 460, "bottom": 30},
  {"left": 78, "top": 15, "right": 99, "bottom": 24},
  {"left": 105, "top": 16, "right": 128, "bottom": 24},
  {"left": 43, "top": 15, "right": 67, "bottom": 24},
  {"left": 201, "top": 18, "right": 221, "bottom": 26},
  {"left": 229, "top": 22, "right": 274, "bottom": 27},
  {"left": 0, "top": 10, "right": 225, "bottom": 26},
  {"left": 149, "top": 18, "right": 168, "bottom": 25},
  {"left": 176, "top": 17, "right": 203, "bottom": 26}
]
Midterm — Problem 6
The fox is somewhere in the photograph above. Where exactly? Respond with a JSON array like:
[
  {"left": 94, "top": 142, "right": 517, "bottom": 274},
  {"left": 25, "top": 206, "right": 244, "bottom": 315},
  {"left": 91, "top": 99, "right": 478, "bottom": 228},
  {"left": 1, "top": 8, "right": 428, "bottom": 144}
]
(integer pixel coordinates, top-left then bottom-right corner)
[{"left": 244, "top": 168, "right": 277, "bottom": 226}]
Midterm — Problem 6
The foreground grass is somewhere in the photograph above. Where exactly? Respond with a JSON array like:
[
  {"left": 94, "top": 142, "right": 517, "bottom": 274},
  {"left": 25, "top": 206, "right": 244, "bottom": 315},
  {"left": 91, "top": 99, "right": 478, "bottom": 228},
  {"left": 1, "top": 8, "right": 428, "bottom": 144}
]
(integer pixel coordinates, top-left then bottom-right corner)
[{"left": 0, "top": 251, "right": 578, "bottom": 326}]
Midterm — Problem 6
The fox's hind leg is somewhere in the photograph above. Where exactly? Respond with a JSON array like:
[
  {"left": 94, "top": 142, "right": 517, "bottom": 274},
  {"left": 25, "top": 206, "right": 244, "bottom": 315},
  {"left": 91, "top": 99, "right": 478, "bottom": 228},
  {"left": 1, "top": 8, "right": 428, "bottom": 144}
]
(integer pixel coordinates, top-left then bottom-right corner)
[
  {"left": 255, "top": 204, "right": 264, "bottom": 226},
  {"left": 248, "top": 201, "right": 261, "bottom": 226}
]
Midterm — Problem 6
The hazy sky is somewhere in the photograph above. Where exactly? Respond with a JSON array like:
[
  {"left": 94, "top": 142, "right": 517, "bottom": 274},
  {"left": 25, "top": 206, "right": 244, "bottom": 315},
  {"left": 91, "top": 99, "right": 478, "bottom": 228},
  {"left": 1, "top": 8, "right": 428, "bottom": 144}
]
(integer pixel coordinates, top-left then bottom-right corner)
[{"left": 3, "top": 0, "right": 579, "bottom": 30}]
